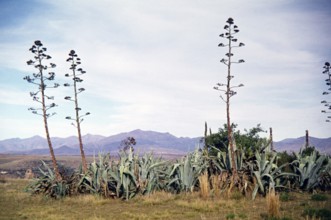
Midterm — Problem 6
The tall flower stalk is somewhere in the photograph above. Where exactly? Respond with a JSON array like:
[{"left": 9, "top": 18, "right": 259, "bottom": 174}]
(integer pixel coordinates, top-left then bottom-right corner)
[
  {"left": 214, "top": 18, "right": 245, "bottom": 178},
  {"left": 64, "top": 50, "right": 90, "bottom": 173},
  {"left": 321, "top": 62, "right": 331, "bottom": 122},
  {"left": 24, "top": 40, "right": 61, "bottom": 181}
]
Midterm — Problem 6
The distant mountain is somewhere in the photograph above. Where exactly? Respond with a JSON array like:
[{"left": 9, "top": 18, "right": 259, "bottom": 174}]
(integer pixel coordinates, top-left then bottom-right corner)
[
  {"left": 0, "top": 130, "right": 329, "bottom": 155},
  {"left": 0, "top": 135, "right": 46, "bottom": 152},
  {"left": 0, "top": 129, "right": 201, "bottom": 155},
  {"left": 26, "top": 145, "right": 80, "bottom": 155},
  {"left": 0, "top": 134, "right": 106, "bottom": 153},
  {"left": 274, "top": 136, "right": 331, "bottom": 155},
  {"left": 94, "top": 129, "right": 200, "bottom": 153}
]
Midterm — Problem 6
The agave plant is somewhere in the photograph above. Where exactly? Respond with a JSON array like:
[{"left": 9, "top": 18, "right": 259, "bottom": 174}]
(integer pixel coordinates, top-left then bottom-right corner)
[
  {"left": 167, "top": 149, "right": 208, "bottom": 193},
  {"left": 209, "top": 145, "right": 246, "bottom": 172},
  {"left": 248, "top": 150, "right": 295, "bottom": 200},
  {"left": 136, "top": 152, "right": 168, "bottom": 195},
  {"left": 78, "top": 151, "right": 138, "bottom": 200},
  {"left": 78, "top": 153, "right": 111, "bottom": 197},
  {"left": 108, "top": 148, "right": 139, "bottom": 200},
  {"left": 319, "top": 156, "right": 331, "bottom": 190},
  {"left": 78, "top": 148, "right": 170, "bottom": 200},
  {"left": 26, "top": 160, "right": 72, "bottom": 199},
  {"left": 291, "top": 147, "right": 329, "bottom": 191}
]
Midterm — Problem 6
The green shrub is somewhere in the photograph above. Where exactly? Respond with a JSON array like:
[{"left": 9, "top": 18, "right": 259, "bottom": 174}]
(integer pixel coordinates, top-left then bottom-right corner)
[
  {"left": 279, "top": 217, "right": 292, "bottom": 220},
  {"left": 317, "top": 209, "right": 331, "bottom": 220},
  {"left": 25, "top": 160, "right": 74, "bottom": 199},
  {"left": 238, "top": 213, "right": 247, "bottom": 219},
  {"left": 279, "top": 192, "right": 296, "bottom": 202},
  {"left": 303, "top": 207, "right": 331, "bottom": 220},
  {"left": 303, "top": 207, "right": 317, "bottom": 217},
  {"left": 311, "top": 194, "right": 328, "bottom": 201},
  {"left": 279, "top": 192, "right": 290, "bottom": 202},
  {"left": 226, "top": 213, "right": 235, "bottom": 219}
]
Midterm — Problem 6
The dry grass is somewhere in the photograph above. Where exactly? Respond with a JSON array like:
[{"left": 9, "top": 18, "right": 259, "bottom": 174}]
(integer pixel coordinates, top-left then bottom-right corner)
[
  {"left": 0, "top": 178, "right": 330, "bottom": 220},
  {"left": 138, "top": 191, "right": 176, "bottom": 205},
  {"left": 211, "top": 175, "right": 220, "bottom": 197},
  {"left": 198, "top": 171, "right": 210, "bottom": 199},
  {"left": 266, "top": 187, "right": 280, "bottom": 218}
]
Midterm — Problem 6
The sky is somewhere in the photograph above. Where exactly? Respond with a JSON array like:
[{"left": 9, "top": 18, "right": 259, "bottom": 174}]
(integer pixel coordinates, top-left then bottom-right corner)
[{"left": 0, "top": 0, "right": 331, "bottom": 141}]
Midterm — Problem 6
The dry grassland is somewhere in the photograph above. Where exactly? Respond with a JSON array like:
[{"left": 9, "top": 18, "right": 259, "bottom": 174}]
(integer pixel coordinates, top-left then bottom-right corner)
[{"left": 1, "top": 178, "right": 330, "bottom": 220}]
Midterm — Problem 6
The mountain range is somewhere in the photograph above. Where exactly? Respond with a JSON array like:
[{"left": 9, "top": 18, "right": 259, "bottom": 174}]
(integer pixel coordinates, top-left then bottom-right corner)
[
  {"left": 0, "top": 129, "right": 201, "bottom": 155},
  {"left": 274, "top": 136, "right": 331, "bottom": 154},
  {"left": 0, "top": 129, "right": 330, "bottom": 155}
]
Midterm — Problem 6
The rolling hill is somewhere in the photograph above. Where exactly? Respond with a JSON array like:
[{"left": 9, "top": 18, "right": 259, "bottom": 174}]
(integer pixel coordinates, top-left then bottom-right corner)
[
  {"left": 0, "top": 129, "right": 201, "bottom": 155},
  {"left": 0, "top": 129, "right": 330, "bottom": 155}
]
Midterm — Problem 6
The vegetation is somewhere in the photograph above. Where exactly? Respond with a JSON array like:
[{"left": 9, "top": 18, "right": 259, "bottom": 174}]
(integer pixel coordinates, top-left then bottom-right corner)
[
  {"left": 214, "top": 17, "right": 245, "bottom": 179},
  {"left": 311, "top": 194, "right": 328, "bottom": 201},
  {"left": 302, "top": 207, "right": 331, "bottom": 220},
  {"left": 291, "top": 147, "right": 330, "bottom": 191},
  {"left": 25, "top": 161, "right": 72, "bottom": 199},
  {"left": 17, "top": 17, "right": 331, "bottom": 219},
  {"left": 266, "top": 186, "right": 280, "bottom": 219},
  {"left": 22, "top": 137, "right": 330, "bottom": 202},
  {"left": 1, "top": 178, "right": 329, "bottom": 220},
  {"left": 24, "top": 40, "right": 61, "bottom": 181},
  {"left": 321, "top": 61, "right": 331, "bottom": 122},
  {"left": 64, "top": 50, "right": 90, "bottom": 173},
  {"left": 206, "top": 123, "right": 268, "bottom": 157}
]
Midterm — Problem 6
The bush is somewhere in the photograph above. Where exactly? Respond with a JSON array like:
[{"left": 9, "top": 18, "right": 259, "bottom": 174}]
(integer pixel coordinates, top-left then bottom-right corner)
[
  {"left": 303, "top": 207, "right": 331, "bottom": 220},
  {"left": 226, "top": 213, "right": 235, "bottom": 219},
  {"left": 25, "top": 160, "right": 75, "bottom": 199},
  {"left": 277, "top": 151, "right": 295, "bottom": 172},
  {"left": 311, "top": 194, "right": 328, "bottom": 201},
  {"left": 263, "top": 217, "right": 292, "bottom": 220},
  {"left": 238, "top": 213, "right": 247, "bottom": 219},
  {"left": 279, "top": 192, "right": 290, "bottom": 202},
  {"left": 279, "top": 192, "right": 295, "bottom": 202}
]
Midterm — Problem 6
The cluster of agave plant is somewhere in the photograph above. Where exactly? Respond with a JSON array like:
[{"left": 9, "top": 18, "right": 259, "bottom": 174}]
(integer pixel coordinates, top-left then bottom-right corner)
[
  {"left": 26, "top": 142, "right": 331, "bottom": 200},
  {"left": 23, "top": 18, "right": 331, "bottom": 200}
]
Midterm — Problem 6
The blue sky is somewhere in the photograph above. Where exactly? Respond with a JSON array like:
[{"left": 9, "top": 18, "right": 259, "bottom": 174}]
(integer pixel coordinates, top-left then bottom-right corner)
[{"left": 0, "top": 0, "right": 330, "bottom": 141}]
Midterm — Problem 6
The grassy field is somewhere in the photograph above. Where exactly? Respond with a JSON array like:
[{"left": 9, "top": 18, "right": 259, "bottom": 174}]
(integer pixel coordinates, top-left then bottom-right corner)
[{"left": 0, "top": 178, "right": 330, "bottom": 220}]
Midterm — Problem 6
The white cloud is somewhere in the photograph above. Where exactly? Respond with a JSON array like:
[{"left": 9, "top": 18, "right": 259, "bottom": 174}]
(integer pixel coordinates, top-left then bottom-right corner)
[
  {"left": 0, "top": 87, "right": 30, "bottom": 106},
  {"left": 0, "top": 0, "right": 330, "bottom": 141}
]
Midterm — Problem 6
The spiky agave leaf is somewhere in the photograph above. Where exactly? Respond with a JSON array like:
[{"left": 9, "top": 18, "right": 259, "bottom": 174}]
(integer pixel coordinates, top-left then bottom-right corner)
[
  {"left": 291, "top": 147, "right": 329, "bottom": 191},
  {"left": 249, "top": 150, "right": 294, "bottom": 200},
  {"left": 26, "top": 160, "right": 71, "bottom": 199}
]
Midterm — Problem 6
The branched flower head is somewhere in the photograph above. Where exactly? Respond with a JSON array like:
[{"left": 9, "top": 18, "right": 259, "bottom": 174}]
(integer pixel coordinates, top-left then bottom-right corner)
[
  {"left": 24, "top": 40, "right": 59, "bottom": 117},
  {"left": 64, "top": 50, "right": 90, "bottom": 125}
]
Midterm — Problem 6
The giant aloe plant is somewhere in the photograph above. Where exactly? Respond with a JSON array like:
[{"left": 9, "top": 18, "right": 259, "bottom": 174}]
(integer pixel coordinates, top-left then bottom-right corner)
[
  {"left": 136, "top": 152, "right": 167, "bottom": 195},
  {"left": 26, "top": 160, "right": 71, "bottom": 199},
  {"left": 79, "top": 149, "right": 170, "bottom": 200},
  {"left": 291, "top": 147, "right": 329, "bottom": 191},
  {"left": 109, "top": 148, "right": 138, "bottom": 200},
  {"left": 209, "top": 146, "right": 246, "bottom": 173},
  {"left": 249, "top": 150, "right": 295, "bottom": 200},
  {"left": 78, "top": 153, "right": 111, "bottom": 196},
  {"left": 167, "top": 149, "right": 207, "bottom": 193},
  {"left": 319, "top": 156, "right": 331, "bottom": 190},
  {"left": 78, "top": 150, "right": 138, "bottom": 200}
]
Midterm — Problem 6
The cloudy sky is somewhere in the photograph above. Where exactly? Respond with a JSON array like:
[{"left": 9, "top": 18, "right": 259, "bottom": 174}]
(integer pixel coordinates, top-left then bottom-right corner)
[{"left": 0, "top": 0, "right": 330, "bottom": 141}]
